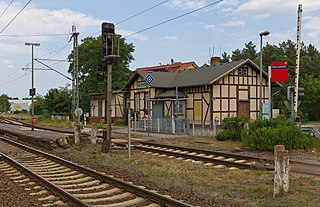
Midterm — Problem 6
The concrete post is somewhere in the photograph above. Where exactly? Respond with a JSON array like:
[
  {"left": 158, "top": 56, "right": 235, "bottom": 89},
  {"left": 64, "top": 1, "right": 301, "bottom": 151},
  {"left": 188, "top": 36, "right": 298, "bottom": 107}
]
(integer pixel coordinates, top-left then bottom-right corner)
[
  {"left": 274, "top": 145, "right": 289, "bottom": 197},
  {"left": 90, "top": 123, "right": 97, "bottom": 144},
  {"left": 74, "top": 112, "right": 81, "bottom": 144}
]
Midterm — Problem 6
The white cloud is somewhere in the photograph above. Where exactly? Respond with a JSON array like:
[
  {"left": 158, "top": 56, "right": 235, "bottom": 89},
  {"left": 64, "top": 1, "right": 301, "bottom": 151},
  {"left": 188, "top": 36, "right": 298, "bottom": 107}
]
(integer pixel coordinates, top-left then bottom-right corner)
[
  {"left": 167, "top": 0, "right": 206, "bottom": 10},
  {"left": 234, "top": 0, "right": 320, "bottom": 14},
  {"left": 304, "top": 16, "right": 320, "bottom": 40},
  {"left": 253, "top": 13, "right": 271, "bottom": 20},
  {"left": 0, "top": 2, "right": 103, "bottom": 43},
  {"left": 223, "top": 20, "right": 246, "bottom": 27},
  {"left": 159, "top": 35, "right": 178, "bottom": 41}
]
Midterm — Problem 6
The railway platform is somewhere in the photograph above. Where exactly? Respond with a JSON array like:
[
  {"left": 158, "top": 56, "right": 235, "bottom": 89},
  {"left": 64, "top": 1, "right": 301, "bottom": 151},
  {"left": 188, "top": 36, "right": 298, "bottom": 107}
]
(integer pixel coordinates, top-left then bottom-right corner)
[{"left": 0, "top": 123, "right": 71, "bottom": 149}]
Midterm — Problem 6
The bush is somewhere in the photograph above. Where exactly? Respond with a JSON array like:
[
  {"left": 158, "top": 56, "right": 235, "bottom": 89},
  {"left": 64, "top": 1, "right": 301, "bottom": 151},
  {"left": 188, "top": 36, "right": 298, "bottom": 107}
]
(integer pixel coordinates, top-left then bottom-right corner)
[
  {"left": 216, "top": 129, "right": 241, "bottom": 141},
  {"left": 241, "top": 119, "right": 320, "bottom": 151},
  {"left": 215, "top": 116, "right": 249, "bottom": 141}
]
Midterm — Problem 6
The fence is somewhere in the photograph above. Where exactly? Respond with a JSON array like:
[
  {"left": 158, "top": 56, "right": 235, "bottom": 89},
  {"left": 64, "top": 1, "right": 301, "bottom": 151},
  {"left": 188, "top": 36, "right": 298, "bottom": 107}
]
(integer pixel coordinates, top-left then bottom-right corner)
[{"left": 130, "top": 118, "right": 219, "bottom": 136}]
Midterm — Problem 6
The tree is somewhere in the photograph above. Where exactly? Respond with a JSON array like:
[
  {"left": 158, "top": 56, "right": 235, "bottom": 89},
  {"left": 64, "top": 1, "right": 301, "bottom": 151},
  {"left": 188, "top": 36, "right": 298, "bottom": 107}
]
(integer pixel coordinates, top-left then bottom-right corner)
[
  {"left": 34, "top": 95, "right": 47, "bottom": 115},
  {"left": 45, "top": 86, "right": 72, "bottom": 115},
  {"left": 225, "top": 40, "right": 320, "bottom": 120},
  {"left": 231, "top": 41, "right": 258, "bottom": 62},
  {"left": 0, "top": 94, "right": 10, "bottom": 113},
  {"left": 221, "top": 52, "right": 230, "bottom": 63},
  {"left": 68, "top": 36, "right": 134, "bottom": 112}
]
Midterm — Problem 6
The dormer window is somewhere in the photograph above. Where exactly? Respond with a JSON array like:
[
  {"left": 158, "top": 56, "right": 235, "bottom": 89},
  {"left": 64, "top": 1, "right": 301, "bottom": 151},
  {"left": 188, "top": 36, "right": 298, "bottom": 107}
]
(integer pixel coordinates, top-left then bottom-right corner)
[{"left": 238, "top": 67, "right": 247, "bottom": 76}]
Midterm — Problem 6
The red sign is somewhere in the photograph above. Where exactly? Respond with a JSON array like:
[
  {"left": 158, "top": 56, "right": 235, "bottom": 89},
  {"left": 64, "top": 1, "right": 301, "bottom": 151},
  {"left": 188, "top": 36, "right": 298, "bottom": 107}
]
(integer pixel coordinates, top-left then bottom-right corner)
[{"left": 271, "top": 62, "right": 288, "bottom": 82}]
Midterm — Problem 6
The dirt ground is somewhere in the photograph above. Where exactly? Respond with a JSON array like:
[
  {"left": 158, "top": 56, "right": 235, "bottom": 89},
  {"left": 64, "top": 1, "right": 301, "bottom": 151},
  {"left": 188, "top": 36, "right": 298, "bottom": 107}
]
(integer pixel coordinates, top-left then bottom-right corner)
[
  {"left": 1, "top": 128, "right": 319, "bottom": 207},
  {"left": 51, "top": 135, "right": 320, "bottom": 207}
]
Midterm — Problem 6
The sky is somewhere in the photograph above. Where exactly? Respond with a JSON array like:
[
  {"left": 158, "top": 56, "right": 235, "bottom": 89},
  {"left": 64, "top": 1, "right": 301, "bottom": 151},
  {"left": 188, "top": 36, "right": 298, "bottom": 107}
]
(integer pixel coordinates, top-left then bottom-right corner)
[{"left": 0, "top": 0, "right": 318, "bottom": 99}]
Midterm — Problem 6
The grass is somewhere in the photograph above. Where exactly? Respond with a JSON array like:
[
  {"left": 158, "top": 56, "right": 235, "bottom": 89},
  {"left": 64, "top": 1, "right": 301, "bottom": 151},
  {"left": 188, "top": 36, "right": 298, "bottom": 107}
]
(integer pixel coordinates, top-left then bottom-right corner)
[{"left": 53, "top": 142, "right": 320, "bottom": 207}]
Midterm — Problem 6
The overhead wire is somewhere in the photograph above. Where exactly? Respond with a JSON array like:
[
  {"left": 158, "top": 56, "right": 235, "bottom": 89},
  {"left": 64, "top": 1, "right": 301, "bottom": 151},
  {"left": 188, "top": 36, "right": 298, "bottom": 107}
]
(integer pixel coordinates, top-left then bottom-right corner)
[
  {"left": 125, "top": 0, "right": 224, "bottom": 38},
  {"left": 116, "top": 0, "right": 170, "bottom": 25},
  {"left": 0, "top": 0, "right": 15, "bottom": 19},
  {"left": 87, "top": 0, "right": 171, "bottom": 37},
  {"left": 0, "top": 0, "right": 32, "bottom": 34}
]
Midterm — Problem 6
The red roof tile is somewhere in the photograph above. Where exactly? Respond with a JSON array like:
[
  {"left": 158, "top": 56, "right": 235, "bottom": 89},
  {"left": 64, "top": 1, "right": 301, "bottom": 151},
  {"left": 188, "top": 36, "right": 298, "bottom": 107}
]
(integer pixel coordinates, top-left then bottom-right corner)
[{"left": 136, "top": 61, "right": 197, "bottom": 72}]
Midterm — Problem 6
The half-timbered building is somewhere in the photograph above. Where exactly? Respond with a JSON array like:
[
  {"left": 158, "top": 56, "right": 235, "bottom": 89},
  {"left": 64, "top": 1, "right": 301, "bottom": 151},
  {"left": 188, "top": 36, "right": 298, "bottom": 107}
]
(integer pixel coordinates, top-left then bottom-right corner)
[{"left": 123, "top": 59, "right": 275, "bottom": 125}]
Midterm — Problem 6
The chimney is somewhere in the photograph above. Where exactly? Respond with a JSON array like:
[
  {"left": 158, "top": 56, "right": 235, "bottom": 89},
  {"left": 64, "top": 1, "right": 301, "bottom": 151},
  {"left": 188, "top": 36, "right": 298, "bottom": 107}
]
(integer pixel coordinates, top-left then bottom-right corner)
[
  {"left": 171, "top": 58, "right": 174, "bottom": 64},
  {"left": 210, "top": 57, "right": 221, "bottom": 65}
]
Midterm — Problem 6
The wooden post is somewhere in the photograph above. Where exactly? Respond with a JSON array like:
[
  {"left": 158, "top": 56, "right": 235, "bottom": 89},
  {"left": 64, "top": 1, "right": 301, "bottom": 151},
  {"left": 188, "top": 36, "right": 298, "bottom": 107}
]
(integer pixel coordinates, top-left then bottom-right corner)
[
  {"left": 274, "top": 145, "right": 289, "bottom": 197},
  {"left": 90, "top": 123, "right": 97, "bottom": 144}
]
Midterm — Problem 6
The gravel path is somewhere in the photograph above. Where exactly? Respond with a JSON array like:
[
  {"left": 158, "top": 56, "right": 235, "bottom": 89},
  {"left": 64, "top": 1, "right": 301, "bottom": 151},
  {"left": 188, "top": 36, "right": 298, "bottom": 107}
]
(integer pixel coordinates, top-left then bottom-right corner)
[{"left": 0, "top": 170, "right": 44, "bottom": 207}]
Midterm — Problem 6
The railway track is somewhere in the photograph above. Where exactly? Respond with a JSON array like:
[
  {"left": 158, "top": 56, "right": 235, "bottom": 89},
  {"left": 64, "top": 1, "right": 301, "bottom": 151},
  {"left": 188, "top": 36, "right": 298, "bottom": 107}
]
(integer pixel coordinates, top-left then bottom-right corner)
[
  {"left": 1, "top": 116, "right": 320, "bottom": 177},
  {"left": 123, "top": 141, "right": 320, "bottom": 177},
  {"left": 115, "top": 141, "right": 273, "bottom": 171},
  {"left": 0, "top": 135, "right": 194, "bottom": 207}
]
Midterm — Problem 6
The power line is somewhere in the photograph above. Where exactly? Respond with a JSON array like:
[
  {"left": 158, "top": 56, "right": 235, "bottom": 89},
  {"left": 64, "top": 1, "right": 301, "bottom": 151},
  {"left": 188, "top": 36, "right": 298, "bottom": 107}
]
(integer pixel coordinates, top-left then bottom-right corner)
[
  {"left": 116, "top": 0, "right": 170, "bottom": 25},
  {"left": 0, "top": 33, "right": 70, "bottom": 37},
  {"left": 125, "top": 0, "right": 224, "bottom": 38},
  {"left": 0, "top": 0, "right": 15, "bottom": 19},
  {"left": 0, "top": 0, "right": 32, "bottom": 34},
  {"left": 0, "top": 72, "right": 29, "bottom": 88},
  {"left": 87, "top": 0, "right": 171, "bottom": 37}
]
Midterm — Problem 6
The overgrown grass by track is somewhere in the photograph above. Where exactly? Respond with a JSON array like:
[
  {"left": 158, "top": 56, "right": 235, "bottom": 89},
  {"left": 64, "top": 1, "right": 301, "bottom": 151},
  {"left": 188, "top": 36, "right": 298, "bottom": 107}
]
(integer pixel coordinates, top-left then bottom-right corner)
[{"left": 53, "top": 143, "right": 320, "bottom": 207}]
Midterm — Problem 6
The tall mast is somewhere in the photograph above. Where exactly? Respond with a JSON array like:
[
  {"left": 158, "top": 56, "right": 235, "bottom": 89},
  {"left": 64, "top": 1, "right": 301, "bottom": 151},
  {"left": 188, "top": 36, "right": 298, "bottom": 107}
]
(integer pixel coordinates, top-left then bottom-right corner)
[{"left": 293, "top": 4, "right": 302, "bottom": 118}]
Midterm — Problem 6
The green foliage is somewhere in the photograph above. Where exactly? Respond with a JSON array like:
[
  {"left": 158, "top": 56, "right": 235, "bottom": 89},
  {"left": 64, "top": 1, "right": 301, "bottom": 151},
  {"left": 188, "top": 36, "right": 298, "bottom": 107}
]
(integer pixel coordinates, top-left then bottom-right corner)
[
  {"left": 34, "top": 95, "right": 47, "bottom": 115},
  {"left": 44, "top": 86, "right": 72, "bottom": 115},
  {"left": 0, "top": 94, "right": 10, "bottom": 112},
  {"left": 68, "top": 36, "right": 134, "bottom": 112},
  {"left": 227, "top": 40, "right": 320, "bottom": 121},
  {"left": 97, "top": 123, "right": 107, "bottom": 129},
  {"left": 241, "top": 119, "right": 320, "bottom": 151},
  {"left": 216, "top": 116, "right": 249, "bottom": 141}
]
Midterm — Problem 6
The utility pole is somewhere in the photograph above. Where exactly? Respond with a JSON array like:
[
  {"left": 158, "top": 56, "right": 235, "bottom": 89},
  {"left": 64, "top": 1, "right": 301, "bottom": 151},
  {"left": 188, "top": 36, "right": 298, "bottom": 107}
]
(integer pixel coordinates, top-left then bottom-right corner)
[
  {"left": 25, "top": 42, "right": 40, "bottom": 131},
  {"left": 293, "top": 4, "right": 303, "bottom": 121},
  {"left": 71, "top": 25, "right": 79, "bottom": 119},
  {"left": 100, "top": 22, "right": 119, "bottom": 153}
]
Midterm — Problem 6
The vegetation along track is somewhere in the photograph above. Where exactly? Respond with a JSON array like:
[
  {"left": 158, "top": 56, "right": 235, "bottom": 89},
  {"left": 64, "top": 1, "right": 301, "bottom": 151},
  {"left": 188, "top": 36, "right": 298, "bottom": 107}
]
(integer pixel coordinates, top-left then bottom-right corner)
[
  {"left": 0, "top": 135, "right": 194, "bottom": 207},
  {"left": 1, "top": 116, "right": 319, "bottom": 177},
  {"left": 117, "top": 141, "right": 320, "bottom": 177}
]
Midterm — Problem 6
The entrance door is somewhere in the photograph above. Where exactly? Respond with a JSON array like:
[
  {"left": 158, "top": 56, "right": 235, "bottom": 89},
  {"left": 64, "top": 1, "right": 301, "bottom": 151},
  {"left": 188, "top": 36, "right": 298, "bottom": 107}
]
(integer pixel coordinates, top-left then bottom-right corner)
[
  {"left": 194, "top": 101, "right": 202, "bottom": 124},
  {"left": 237, "top": 101, "right": 250, "bottom": 117},
  {"left": 152, "top": 102, "right": 163, "bottom": 119}
]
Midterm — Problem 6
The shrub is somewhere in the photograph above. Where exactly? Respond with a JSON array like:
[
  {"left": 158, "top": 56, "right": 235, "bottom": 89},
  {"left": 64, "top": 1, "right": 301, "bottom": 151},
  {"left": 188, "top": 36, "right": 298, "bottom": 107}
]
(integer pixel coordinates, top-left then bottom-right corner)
[
  {"left": 241, "top": 119, "right": 320, "bottom": 151},
  {"left": 215, "top": 116, "right": 249, "bottom": 141},
  {"left": 216, "top": 129, "right": 241, "bottom": 141}
]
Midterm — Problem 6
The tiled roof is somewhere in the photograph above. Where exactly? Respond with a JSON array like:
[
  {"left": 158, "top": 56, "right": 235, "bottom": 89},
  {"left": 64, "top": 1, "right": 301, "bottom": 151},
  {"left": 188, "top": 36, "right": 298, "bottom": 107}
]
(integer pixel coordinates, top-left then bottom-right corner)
[
  {"left": 136, "top": 61, "right": 197, "bottom": 72},
  {"left": 123, "top": 59, "right": 272, "bottom": 89}
]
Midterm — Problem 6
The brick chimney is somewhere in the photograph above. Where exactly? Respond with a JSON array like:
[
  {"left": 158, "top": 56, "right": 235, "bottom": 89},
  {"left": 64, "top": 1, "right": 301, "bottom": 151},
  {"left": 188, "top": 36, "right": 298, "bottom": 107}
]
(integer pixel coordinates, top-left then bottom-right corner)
[{"left": 210, "top": 57, "right": 221, "bottom": 65}]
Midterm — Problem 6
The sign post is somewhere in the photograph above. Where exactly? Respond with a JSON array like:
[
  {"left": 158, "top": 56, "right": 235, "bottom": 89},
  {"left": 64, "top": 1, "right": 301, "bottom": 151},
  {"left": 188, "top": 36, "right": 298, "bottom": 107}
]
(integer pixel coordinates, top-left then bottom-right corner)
[
  {"left": 144, "top": 72, "right": 154, "bottom": 137},
  {"left": 270, "top": 62, "right": 289, "bottom": 119}
]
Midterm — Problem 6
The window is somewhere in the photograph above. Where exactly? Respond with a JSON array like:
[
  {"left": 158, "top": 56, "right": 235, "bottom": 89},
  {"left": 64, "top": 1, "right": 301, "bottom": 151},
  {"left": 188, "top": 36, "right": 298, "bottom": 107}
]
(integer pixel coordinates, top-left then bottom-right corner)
[
  {"left": 178, "top": 102, "right": 184, "bottom": 115},
  {"left": 238, "top": 68, "right": 243, "bottom": 75},
  {"left": 144, "top": 92, "right": 150, "bottom": 111},
  {"left": 134, "top": 93, "right": 140, "bottom": 111},
  {"left": 243, "top": 68, "right": 248, "bottom": 76}
]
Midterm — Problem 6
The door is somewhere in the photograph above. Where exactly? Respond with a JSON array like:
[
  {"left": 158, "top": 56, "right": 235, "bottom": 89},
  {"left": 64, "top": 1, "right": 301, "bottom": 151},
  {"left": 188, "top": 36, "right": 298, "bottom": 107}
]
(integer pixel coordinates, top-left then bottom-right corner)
[
  {"left": 152, "top": 101, "right": 163, "bottom": 119},
  {"left": 194, "top": 101, "right": 202, "bottom": 124},
  {"left": 237, "top": 101, "right": 250, "bottom": 117}
]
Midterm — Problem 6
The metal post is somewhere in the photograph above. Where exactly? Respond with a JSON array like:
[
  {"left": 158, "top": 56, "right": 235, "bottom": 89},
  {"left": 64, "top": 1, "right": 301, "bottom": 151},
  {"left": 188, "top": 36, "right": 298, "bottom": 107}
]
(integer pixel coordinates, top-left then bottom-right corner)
[
  {"left": 25, "top": 42, "right": 40, "bottom": 131},
  {"left": 259, "top": 31, "right": 270, "bottom": 119},
  {"left": 31, "top": 45, "right": 35, "bottom": 131},
  {"left": 148, "top": 85, "right": 150, "bottom": 136},
  {"left": 101, "top": 64, "right": 112, "bottom": 153},
  {"left": 128, "top": 110, "right": 131, "bottom": 159},
  {"left": 268, "top": 66, "right": 272, "bottom": 119},
  {"left": 134, "top": 112, "right": 137, "bottom": 137}
]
